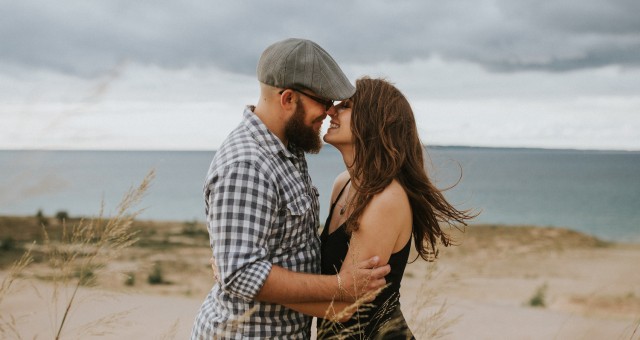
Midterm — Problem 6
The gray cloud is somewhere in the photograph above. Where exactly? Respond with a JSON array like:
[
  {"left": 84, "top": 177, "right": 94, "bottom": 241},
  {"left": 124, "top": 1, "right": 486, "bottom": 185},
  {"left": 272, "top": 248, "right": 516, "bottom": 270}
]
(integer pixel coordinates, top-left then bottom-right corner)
[{"left": 1, "top": 0, "right": 638, "bottom": 76}]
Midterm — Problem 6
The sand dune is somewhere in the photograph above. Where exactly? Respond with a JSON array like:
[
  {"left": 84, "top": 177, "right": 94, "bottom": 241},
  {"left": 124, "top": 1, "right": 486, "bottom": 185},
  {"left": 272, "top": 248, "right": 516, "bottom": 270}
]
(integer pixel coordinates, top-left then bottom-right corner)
[{"left": 1, "top": 223, "right": 639, "bottom": 339}]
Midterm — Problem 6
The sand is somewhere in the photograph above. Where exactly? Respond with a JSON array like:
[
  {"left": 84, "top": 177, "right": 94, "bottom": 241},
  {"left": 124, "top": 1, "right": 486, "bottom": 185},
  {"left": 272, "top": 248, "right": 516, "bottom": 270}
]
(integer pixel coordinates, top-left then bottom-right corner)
[
  {"left": 400, "top": 226, "right": 640, "bottom": 339},
  {"left": 1, "top": 223, "right": 639, "bottom": 339}
]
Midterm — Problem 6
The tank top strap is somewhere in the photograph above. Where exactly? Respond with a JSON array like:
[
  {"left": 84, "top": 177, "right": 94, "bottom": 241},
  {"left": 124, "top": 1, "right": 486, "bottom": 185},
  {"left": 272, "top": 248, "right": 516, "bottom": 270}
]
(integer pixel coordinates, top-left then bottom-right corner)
[{"left": 330, "top": 178, "right": 351, "bottom": 211}]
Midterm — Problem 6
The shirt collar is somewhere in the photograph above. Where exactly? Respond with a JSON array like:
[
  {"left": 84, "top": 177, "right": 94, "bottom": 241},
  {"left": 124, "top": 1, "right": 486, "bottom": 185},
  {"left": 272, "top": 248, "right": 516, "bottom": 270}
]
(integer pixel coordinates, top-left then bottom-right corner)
[{"left": 242, "top": 106, "right": 303, "bottom": 160}]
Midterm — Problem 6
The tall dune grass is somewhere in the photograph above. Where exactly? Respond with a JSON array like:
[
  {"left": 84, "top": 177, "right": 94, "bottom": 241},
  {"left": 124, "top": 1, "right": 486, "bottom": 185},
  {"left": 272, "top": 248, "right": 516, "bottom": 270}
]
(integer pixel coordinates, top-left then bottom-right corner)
[{"left": 0, "top": 170, "right": 154, "bottom": 339}]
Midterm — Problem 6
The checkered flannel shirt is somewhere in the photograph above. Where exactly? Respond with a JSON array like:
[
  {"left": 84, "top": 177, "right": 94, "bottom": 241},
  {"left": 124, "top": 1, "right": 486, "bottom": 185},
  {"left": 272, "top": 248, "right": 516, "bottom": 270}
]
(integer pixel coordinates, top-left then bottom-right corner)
[{"left": 191, "top": 107, "right": 321, "bottom": 339}]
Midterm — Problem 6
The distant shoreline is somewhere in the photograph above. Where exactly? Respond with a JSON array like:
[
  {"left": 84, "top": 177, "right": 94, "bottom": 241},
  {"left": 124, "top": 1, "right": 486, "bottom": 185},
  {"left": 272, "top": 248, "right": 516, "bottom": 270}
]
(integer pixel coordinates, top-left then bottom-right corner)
[
  {"left": 2, "top": 145, "right": 640, "bottom": 153},
  {"left": 2, "top": 214, "right": 637, "bottom": 246}
]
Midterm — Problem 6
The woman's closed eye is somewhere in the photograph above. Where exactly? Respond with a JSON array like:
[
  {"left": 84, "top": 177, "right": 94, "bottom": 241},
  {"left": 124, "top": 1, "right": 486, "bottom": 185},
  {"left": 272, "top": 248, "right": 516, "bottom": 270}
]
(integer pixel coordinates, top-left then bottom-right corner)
[{"left": 337, "top": 100, "right": 352, "bottom": 110}]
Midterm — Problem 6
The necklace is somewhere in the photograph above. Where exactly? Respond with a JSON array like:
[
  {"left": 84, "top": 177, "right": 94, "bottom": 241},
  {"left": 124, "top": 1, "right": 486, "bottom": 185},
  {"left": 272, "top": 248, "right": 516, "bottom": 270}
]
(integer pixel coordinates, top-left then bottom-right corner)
[{"left": 339, "top": 182, "right": 352, "bottom": 216}]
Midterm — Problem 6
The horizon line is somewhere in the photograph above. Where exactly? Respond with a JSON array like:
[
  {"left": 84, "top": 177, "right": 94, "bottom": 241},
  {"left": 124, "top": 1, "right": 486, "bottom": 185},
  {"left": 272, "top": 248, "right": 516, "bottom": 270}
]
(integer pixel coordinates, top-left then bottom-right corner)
[{"left": 2, "top": 144, "right": 640, "bottom": 153}]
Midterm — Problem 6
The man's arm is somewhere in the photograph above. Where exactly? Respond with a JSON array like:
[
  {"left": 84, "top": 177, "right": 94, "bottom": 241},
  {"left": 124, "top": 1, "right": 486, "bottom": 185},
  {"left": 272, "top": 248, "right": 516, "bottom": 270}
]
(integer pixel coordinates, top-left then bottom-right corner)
[
  {"left": 209, "top": 254, "right": 389, "bottom": 305},
  {"left": 207, "top": 162, "right": 275, "bottom": 301},
  {"left": 208, "top": 258, "right": 358, "bottom": 321},
  {"left": 255, "top": 256, "right": 389, "bottom": 304}
]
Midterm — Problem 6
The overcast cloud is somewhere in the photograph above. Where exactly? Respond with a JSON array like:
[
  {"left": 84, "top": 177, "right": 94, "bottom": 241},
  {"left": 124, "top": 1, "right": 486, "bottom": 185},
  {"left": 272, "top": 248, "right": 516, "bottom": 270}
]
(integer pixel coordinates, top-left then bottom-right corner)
[
  {"left": 1, "top": 0, "right": 639, "bottom": 150},
  {"left": 2, "top": 0, "right": 639, "bottom": 75}
]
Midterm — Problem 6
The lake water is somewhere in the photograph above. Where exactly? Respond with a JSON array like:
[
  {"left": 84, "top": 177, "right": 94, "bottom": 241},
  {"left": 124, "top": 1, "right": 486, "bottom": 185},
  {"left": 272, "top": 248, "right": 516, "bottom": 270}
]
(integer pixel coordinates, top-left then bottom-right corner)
[{"left": 1, "top": 147, "right": 638, "bottom": 242}]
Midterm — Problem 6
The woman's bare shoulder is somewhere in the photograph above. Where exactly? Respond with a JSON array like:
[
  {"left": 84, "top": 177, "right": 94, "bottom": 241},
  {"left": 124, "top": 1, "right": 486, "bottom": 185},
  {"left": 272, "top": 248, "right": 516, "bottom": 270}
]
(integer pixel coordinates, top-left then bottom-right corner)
[
  {"left": 374, "top": 180, "right": 408, "bottom": 206},
  {"left": 361, "top": 180, "right": 411, "bottom": 229}
]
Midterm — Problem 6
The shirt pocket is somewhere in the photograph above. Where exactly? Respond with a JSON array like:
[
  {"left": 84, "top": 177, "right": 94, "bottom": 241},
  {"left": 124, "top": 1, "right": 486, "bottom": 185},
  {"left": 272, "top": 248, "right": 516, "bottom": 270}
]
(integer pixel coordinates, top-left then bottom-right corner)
[{"left": 274, "top": 192, "right": 313, "bottom": 254}]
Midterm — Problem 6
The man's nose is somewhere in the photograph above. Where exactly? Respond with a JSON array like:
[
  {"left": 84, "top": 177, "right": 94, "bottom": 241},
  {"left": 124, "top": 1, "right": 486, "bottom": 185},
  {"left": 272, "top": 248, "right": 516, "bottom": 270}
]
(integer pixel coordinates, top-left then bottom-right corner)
[{"left": 326, "top": 105, "right": 337, "bottom": 116}]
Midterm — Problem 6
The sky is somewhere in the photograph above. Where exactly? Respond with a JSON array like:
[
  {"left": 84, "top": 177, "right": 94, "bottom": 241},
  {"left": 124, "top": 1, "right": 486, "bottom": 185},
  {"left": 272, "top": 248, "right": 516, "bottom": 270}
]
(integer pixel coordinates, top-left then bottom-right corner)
[{"left": 1, "top": 0, "right": 639, "bottom": 151}]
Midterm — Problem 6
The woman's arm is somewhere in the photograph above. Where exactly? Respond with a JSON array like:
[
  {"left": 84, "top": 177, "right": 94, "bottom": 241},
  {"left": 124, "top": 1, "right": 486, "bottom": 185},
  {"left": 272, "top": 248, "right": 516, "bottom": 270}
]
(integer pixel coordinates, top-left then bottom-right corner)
[{"left": 341, "top": 180, "right": 412, "bottom": 279}]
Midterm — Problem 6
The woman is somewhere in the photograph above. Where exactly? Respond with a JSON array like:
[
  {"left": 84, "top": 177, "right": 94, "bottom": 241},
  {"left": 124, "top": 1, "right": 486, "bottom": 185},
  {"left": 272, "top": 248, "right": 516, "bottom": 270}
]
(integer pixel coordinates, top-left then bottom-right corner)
[{"left": 286, "top": 77, "right": 475, "bottom": 339}]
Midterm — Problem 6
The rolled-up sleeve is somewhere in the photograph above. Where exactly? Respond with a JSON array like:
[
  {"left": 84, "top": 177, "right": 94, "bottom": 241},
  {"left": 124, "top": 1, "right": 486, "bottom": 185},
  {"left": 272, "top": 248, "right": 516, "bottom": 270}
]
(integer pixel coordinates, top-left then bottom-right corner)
[{"left": 206, "top": 161, "right": 276, "bottom": 300}]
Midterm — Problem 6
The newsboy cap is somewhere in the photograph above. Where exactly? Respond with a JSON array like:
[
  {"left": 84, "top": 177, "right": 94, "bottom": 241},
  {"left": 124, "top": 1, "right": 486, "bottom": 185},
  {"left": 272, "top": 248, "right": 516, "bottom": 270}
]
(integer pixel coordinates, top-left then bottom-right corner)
[{"left": 257, "top": 38, "right": 355, "bottom": 101}]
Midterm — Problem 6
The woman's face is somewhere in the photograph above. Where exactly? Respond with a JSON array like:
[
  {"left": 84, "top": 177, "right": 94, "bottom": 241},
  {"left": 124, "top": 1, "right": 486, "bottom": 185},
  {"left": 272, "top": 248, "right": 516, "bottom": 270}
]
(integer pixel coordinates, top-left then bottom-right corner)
[{"left": 323, "top": 99, "right": 353, "bottom": 147}]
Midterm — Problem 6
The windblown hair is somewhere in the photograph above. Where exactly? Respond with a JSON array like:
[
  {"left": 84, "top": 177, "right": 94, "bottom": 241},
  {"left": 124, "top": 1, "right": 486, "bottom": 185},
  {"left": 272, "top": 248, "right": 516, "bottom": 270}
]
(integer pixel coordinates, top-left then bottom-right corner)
[{"left": 345, "top": 77, "right": 475, "bottom": 261}]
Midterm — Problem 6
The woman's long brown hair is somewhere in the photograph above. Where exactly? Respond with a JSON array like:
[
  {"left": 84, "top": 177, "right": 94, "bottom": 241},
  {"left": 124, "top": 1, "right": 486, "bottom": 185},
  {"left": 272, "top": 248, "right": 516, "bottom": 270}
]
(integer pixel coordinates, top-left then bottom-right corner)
[{"left": 345, "top": 77, "right": 476, "bottom": 261}]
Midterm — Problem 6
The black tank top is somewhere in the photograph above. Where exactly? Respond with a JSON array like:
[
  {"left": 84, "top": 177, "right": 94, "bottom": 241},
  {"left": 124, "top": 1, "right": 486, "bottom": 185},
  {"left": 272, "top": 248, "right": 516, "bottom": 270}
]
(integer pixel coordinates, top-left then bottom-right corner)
[{"left": 317, "top": 179, "right": 414, "bottom": 339}]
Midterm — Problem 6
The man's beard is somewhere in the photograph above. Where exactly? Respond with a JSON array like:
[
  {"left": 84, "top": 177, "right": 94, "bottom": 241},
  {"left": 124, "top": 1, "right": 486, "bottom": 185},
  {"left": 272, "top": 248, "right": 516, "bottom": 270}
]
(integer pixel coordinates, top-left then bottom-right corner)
[{"left": 284, "top": 105, "right": 323, "bottom": 154}]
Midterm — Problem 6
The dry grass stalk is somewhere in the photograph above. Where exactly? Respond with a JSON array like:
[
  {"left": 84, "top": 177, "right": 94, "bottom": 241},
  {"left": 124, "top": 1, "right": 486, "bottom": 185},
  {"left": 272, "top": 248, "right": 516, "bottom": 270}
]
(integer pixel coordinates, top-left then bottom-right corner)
[
  {"left": 630, "top": 317, "right": 640, "bottom": 340},
  {"left": 0, "top": 313, "right": 25, "bottom": 340},
  {"left": 321, "top": 238, "right": 376, "bottom": 339},
  {"left": 317, "top": 285, "right": 385, "bottom": 339},
  {"left": 0, "top": 245, "right": 33, "bottom": 305},
  {"left": 203, "top": 305, "right": 259, "bottom": 338},
  {"left": 317, "top": 238, "right": 405, "bottom": 339},
  {"left": 52, "top": 170, "right": 153, "bottom": 339},
  {"left": 406, "top": 263, "right": 459, "bottom": 339},
  {"left": 0, "top": 170, "right": 154, "bottom": 339},
  {"left": 159, "top": 318, "right": 181, "bottom": 340},
  {"left": 0, "top": 241, "right": 34, "bottom": 339},
  {"left": 73, "top": 309, "right": 133, "bottom": 338},
  {"left": 227, "top": 305, "right": 260, "bottom": 335},
  {"left": 319, "top": 284, "right": 434, "bottom": 340}
]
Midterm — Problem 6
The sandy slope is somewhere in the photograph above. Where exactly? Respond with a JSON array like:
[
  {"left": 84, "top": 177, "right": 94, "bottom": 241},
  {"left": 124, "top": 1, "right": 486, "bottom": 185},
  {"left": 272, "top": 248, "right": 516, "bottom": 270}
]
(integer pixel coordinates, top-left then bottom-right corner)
[
  {"left": 399, "top": 226, "right": 640, "bottom": 339},
  {"left": 1, "top": 225, "right": 639, "bottom": 339}
]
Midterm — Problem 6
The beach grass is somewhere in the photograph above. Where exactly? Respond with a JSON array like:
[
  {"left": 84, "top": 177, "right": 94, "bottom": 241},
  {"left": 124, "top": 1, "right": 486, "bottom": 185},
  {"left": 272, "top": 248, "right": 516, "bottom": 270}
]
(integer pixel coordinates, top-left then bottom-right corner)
[{"left": 0, "top": 170, "right": 154, "bottom": 339}]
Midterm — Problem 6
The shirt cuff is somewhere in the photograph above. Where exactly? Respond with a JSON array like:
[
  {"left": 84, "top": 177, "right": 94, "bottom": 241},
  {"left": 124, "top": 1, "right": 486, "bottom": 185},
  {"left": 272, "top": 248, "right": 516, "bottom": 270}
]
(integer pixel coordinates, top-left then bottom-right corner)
[{"left": 225, "top": 260, "right": 273, "bottom": 300}]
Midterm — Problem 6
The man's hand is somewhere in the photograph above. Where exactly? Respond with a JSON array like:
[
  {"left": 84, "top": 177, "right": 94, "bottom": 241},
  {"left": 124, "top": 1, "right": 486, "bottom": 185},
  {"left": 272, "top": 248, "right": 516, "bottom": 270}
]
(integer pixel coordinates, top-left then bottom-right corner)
[{"left": 337, "top": 256, "right": 390, "bottom": 302}]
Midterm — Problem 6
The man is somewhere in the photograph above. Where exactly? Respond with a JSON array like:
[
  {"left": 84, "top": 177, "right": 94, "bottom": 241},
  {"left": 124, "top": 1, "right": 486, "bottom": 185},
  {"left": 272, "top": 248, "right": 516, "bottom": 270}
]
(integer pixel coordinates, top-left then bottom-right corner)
[{"left": 191, "top": 38, "right": 390, "bottom": 339}]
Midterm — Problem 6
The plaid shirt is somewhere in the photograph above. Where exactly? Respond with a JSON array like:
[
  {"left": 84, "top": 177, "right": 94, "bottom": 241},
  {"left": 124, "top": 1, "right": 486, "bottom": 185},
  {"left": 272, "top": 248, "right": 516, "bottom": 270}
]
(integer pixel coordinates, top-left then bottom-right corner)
[{"left": 191, "top": 107, "right": 321, "bottom": 339}]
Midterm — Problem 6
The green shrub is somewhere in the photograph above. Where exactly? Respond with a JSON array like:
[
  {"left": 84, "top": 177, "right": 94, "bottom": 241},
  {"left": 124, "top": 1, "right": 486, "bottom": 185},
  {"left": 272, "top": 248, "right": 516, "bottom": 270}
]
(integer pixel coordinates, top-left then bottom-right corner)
[
  {"left": 124, "top": 272, "right": 136, "bottom": 286},
  {"left": 528, "top": 284, "right": 547, "bottom": 307},
  {"left": 0, "top": 237, "right": 16, "bottom": 251},
  {"left": 36, "top": 209, "right": 48, "bottom": 227},
  {"left": 182, "top": 219, "right": 208, "bottom": 237},
  {"left": 148, "top": 263, "right": 164, "bottom": 284},
  {"left": 55, "top": 210, "right": 70, "bottom": 223}
]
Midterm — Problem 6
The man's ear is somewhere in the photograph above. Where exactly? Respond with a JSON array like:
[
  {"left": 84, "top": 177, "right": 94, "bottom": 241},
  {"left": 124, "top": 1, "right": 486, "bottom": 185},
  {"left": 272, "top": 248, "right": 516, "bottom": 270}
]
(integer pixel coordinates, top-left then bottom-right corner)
[
  {"left": 280, "top": 89, "right": 295, "bottom": 107},
  {"left": 279, "top": 89, "right": 298, "bottom": 113}
]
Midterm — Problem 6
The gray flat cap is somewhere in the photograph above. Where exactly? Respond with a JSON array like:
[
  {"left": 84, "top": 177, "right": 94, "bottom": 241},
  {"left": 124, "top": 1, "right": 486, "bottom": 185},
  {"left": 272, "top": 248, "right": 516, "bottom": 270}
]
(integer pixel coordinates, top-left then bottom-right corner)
[{"left": 257, "top": 38, "right": 355, "bottom": 101}]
